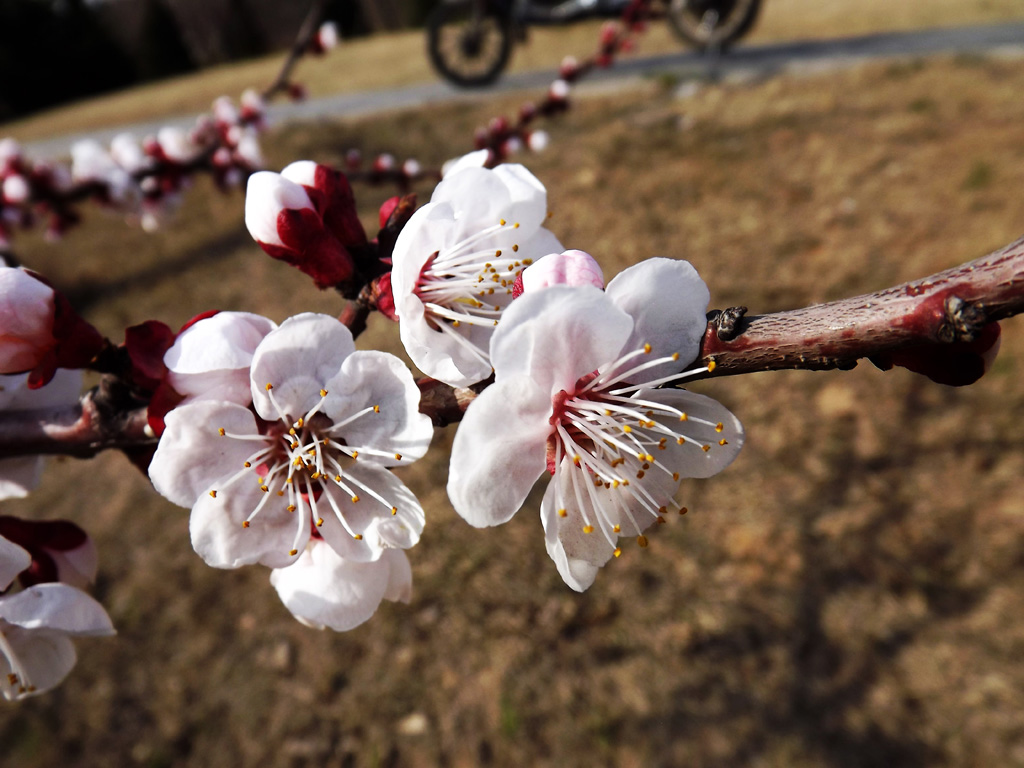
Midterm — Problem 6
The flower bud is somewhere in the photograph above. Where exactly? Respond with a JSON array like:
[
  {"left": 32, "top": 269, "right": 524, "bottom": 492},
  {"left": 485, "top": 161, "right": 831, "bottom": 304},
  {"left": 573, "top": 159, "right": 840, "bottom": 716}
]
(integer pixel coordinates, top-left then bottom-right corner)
[
  {"left": 0, "top": 268, "right": 56, "bottom": 373},
  {"left": 2, "top": 175, "right": 29, "bottom": 205},
  {"left": 513, "top": 249, "right": 605, "bottom": 298}
]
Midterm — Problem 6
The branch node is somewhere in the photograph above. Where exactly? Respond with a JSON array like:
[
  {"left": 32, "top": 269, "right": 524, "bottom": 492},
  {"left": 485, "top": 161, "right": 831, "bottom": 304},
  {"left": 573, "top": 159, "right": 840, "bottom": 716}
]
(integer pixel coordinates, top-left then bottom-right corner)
[
  {"left": 711, "top": 306, "right": 748, "bottom": 341},
  {"left": 939, "top": 295, "right": 988, "bottom": 343}
]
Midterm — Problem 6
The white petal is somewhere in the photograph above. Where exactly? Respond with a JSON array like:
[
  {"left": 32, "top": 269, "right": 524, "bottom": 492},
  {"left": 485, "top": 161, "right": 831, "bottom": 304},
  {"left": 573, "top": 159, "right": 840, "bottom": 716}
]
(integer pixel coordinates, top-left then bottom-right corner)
[
  {"left": 540, "top": 476, "right": 605, "bottom": 592},
  {"left": 381, "top": 549, "right": 412, "bottom": 603},
  {"left": 280, "top": 160, "right": 318, "bottom": 188},
  {"left": 165, "top": 312, "right": 276, "bottom": 374},
  {"left": 440, "top": 149, "right": 489, "bottom": 178},
  {"left": 491, "top": 163, "right": 548, "bottom": 233},
  {"left": 491, "top": 285, "right": 633, "bottom": 397},
  {"left": 249, "top": 313, "right": 355, "bottom": 420},
  {"left": 447, "top": 376, "right": 551, "bottom": 527},
  {"left": 429, "top": 166, "right": 516, "bottom": 243},
  {"left": 397, "top": 291, "right": 494, "bottom": 387},
  {"left": 390, "top": 201, "right": 453, "bottom": 303},
  {"left": 269, "top": 539, "right": 398, "bottom": 632},
  {"left": 323, "top": 350, "right": 432, "bottom": 466},
  {"left": 49, "top": 537, "right": 98, "bottom": 590},
  {"left": 0, "top": 583, "right": 114, "bottom": 635},
  {"left": 189, "top": 478, "right": 306, "bottom": 570},
  {"left": 149, "top": 401, "right": 263, "bottom": 508},
  {"left": 0, "top": 268, "right": 55, "bottom": 372},
  {"left": 520, "top": 249, "right": 604, "bottom": 293},
  {"left": 642, "top": 389, "right": 744, "bottom": 478},
  {"left": 0, "top": 625, "right": 76, "bottom": 700},
  {"left": 605, "top": 258, "right": 710, "bottom": 384},
  {"left": 0, "top": 535, "right": 30, "bottom": 591}
]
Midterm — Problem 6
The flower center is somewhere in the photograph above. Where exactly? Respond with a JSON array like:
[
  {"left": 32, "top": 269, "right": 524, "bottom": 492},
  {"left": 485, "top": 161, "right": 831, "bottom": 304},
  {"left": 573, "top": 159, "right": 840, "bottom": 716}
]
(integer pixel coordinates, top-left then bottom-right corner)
[
  {"left": 213, "top": 384, "right": 410, "bottom": 558},
  {"left": 546, "top": 344, "right": 725, "bottom": 555}
]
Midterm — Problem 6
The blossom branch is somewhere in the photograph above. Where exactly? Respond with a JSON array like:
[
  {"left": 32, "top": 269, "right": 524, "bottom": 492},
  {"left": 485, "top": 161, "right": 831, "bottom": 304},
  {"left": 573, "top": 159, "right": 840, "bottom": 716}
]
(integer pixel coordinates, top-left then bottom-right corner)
[
  {"left": 261, "top": 0, "right": 330, "bottom": 101},
  {"left": 694, "top": 234, "right": 1024, "bottom": 380}
]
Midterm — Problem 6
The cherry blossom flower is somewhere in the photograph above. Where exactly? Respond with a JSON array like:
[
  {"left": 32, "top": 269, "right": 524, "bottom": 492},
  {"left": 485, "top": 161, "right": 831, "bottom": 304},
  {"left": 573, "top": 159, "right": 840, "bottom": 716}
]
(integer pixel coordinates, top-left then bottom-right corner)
[
  {"left": 0, "top": 370, "right": 82, "bottom": 500},
  {"left": 0, "top": 534, "right": 114, "bottom": 700},
  {"left": 447, "top": 259, "right": 743, "bottom": 591},
  {"left": 390, "top": 162, "right": 564, "bottom": 387},
  {"left": 149, "top": 313, "right": 432, "bottom": 630}
]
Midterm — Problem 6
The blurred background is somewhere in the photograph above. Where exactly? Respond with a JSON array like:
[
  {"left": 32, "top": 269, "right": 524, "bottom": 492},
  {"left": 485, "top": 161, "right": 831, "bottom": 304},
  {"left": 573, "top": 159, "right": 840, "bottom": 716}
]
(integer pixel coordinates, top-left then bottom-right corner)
[{"left": 2, "top": 1, "right": 1024, "bottom": 766}]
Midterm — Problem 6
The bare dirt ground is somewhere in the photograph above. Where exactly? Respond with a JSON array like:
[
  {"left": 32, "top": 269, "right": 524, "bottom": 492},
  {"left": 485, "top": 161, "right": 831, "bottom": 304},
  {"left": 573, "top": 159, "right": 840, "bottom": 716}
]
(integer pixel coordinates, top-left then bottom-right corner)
[{"left": 2, "top": 50, "right": 1024, "bottom": 768}]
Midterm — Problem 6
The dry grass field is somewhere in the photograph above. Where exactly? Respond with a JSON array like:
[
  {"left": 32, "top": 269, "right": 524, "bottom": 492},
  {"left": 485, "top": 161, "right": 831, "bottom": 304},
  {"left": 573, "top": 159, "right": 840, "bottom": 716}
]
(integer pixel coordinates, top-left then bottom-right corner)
[{"left": 3, "top": 19, "right": 1024, "bottom": 768}]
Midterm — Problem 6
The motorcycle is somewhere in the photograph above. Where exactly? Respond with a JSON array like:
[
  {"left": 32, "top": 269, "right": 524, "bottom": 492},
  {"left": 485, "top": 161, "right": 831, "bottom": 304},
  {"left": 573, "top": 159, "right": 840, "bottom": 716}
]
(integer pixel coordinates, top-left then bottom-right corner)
[{"left": 426, "top": 0, "right": 763, "bottom": 87}]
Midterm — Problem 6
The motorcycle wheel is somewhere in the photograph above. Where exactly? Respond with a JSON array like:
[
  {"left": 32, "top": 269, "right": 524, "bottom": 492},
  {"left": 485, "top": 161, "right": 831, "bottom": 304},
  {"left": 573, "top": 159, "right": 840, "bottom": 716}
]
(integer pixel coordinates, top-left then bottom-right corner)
[
  {"left": 426, "top": 1, "right": 514, "bottom": 87},
  {"left": 667, "top": 0, "right": 761, "bottom": 51}
]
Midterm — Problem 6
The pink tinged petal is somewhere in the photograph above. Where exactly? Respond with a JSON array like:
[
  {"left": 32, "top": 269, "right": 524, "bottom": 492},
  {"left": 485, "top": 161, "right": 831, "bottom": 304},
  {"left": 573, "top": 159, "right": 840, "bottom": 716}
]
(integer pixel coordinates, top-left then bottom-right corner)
[
  {"left": 249, "top": 313, "right": 356, "bottom": 420},
  {"left": 389, "top": 202, "right": 451, "bottom": 302},
  {"left": 447, "top": 376, "right": 552, "bottom": 527},
  {"left": 605, "top": 258, "right": 710, "bottom": 384},
  {"left": 644, "top": 389, "right": 744, "bottom": 479},
  {"left": 48, "top": 537, "right": 98, "bottom": 590},
  {"left": 0, "top": 583, "right": 114, "bottom": 635},
  {"left": 244, "top": 172, "right": 315, "bottom": 248},
  {"left": 0, "top": 625, "right": 76, "bottom": 700},
  {"left": 149, "top": 401, "right": 262, "bottom": 508},
  {"left": 315, "top": 466, "right": 425, "bottom": 563},
  {"left": 0, "top": 268, "right": 56, "bottom": 373},
  {"left": 164, "top": 312, "right": 276, "bottom": 402},
  {"left": 491, "top": 163, "right": 549, "bottom": 233},
  {"left": 440, "top": 149, "right": 489, "bottom": 178},
  {"left": 490, "top": 285, "right": 633, "bottom": 396},
  {"left": 0, "top": 457, "right": 42, "bottom": 501},
  {"left": 429, "top": 166, "right": 517, "bottom": 243},
  {"left": 539, "top": 475, "right": 608, "bottom": 592},
  {"left": 0, "top": 535, "right": 30, "bottom": 591},
  {"left": 323, "top": 351, "right": 433, "bottom": 466},
  {"left": 396, "top": 292, "right": 494, "bottom": 387},
  {"left": 189, "top": 479, "right": 306, "bottom": 569},
  {"left": 381, "top": 549, "right": 412, "bottom": 603},
  {"left": 520, "top": 249, "right": 604, "bottom": 294},
  {"left": 269, "top": 539, "right": 398, "bottom": 632}
]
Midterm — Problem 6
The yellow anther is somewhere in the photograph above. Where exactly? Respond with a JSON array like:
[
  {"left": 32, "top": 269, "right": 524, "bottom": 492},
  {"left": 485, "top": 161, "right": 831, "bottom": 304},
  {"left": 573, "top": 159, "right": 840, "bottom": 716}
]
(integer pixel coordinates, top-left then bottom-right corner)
[
  {"left": 218, "top": 427, "right": 226, "bottom": 436},
  {"left": 209, "top": 490, "right": 217, "bottom": 498},
  {"left": 265, "top": 383, "right": 273, "bottom": 391},
  {"left": 623, "top": 425, "right": 632, "bottom": 433},
  {"left": 637, "top": 535, "right": 649, "bottom": 548},
  {"left": 334, "top": 474, "right": 342, "bottom": 482},
  {"left": 353, "top": 534, "right": 363, "bottom": 541},
  {"left": 583, "top": 525, "right": 594, "bottom": 534},
  {"left": 613, "top": 548, "right": 622, "bottom": 558},
  {"left": 242, "top": 521, "right": 250, "bottom": 528},
  {"left": 656, "top": 516, "right": 666, "bottom": 525},
  {"left": 287, "top": 504, "right": 296, "bottom": 512},
  {"left": 522, "top": 258, "right": 533, "bottom": 265},
  {"left": 293, "top": 457, "right": 303, "bottom": 466},
  {"left": 500, "top": 218, "right": 507, "bottom": 225},
  {"left": 452, "top": 320, "right": 461, "bottom": 328},
  {"left": 612, "top": 524, "right": 621, "bottom": 533},
  {"left": 320, "top": 389, "right": 328, "bottom": 397},
  {"left": 295, "top": 417, "right": 304, "bottom": 428},
  {"left": 351, "top": 451, "right": 359, "bottom": 459},
  {"left": 643, "top": 343, "right": 652, "bottom": 354},
  {"left": 715, "top": 422, "right": 724, "bottom": 433},
  {"left": 677, "top": 437, "right": 685, "bottom": 445},
  {"left": 276, "top": 491, "right": 284, "bottom": 497},
  {"left": 680, "top": 507, "right": 688, "bottom": 515},
  {"left": 6, "top": 674, "right": 17, "bottom": 685},
  {"left": 513, "top": 222, "right": 520, "bottom": 229},
  {"left": 707, "top": 360, "right": 717, "bottom": 372},
  {"left": 316, "top": 518, "right": 324, "bottom": 527},
  {"left": 289, "top": 549, "right": 298, "bottom": 556},
  {"left": 679, "top": 413, "right": 688, "bottom": 421},
  {"left": 291, "top": 441, "right": 300, "bottom": 450},
  {"left": 611, "top": 457, "right": 625, "bottom": 467},
  {"left": 391, "top": 507, "right": 398, "bottom": 515},
  {"left": 672, "top": 472, "right": 680, "bottom": 481},
  {"left": 671, "top": 352, "right": 680, "bottom": 361},
  {"left": 558, "top": 509, "right": 568, "bottom": 518},
  {"left": 351, "top": 495, "right": 360, "bottom": 503},
  {"left": 645, "top": 454, "right": 654, "bottom": 462},
  {"left": 612, "top": 480, "right": 620, "bottom": 488},
  {"left": 288, "top": 427, "right": 296, "bottom": 436},
  {"left": 495, "top": 250, "right": 502, "bottom": 257},
  {"left": 373, "top": 405, "right": 380, "bottom": 413},
  {"left": 512, "top": 243, "right": 519, "bottom": 252},
  {"left": 260, "top": 485, "right": 269, "bottom": 493},
  {"left": 719, "top": 439, "right": 728, "bottom": 446},
  {"left": 310, "top": 472, "right": 321, "bottom": 480},
  {"left": 701, "top": 445, "right": 711, "bottom": 453},
  {"left": 243, "top": 461, "right": 251, "bottom": 468},
  {"left": 604, "top": 409, "right": 612, "bottom": 416},
  {"left": 636, "top": 470, "right": 646, "bottom": 479},
  {"left": 395, "top": 453, "right": 402, "bottom": 460}
]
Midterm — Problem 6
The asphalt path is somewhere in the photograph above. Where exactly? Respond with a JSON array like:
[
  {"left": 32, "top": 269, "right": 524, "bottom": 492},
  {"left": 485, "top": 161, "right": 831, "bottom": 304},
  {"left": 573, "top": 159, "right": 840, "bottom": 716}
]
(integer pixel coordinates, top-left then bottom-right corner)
[{"left": 24, "top": 21, "right": 1024, "bottom": 158}]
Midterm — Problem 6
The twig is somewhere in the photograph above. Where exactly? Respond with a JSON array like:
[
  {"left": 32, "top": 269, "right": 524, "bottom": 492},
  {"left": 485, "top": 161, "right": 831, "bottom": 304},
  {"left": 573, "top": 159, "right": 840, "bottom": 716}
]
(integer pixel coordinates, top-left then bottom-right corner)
[{"left": 261, "top": 0, "right": 329, "bottom": 101}]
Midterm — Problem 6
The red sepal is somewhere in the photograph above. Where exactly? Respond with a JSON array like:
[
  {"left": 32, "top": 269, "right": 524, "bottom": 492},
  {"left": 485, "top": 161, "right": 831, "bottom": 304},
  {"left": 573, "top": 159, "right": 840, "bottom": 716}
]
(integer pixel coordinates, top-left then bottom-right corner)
[
  {"left": 0, "top": 515, "right": 88, "bottom": 588},
  {"left": 872, "top": 322, "right": 1002, "bottom": 387},
  {"left": 124, "top": 320, "right": 176, "bottom": 391}
]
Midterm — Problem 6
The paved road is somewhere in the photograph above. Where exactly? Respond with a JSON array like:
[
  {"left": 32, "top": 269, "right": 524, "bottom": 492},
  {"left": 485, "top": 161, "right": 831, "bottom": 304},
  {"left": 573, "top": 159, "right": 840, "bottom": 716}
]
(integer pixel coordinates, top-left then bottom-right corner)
[{"left": 25, "top": 21, "right": 1024, "bottom": 158}]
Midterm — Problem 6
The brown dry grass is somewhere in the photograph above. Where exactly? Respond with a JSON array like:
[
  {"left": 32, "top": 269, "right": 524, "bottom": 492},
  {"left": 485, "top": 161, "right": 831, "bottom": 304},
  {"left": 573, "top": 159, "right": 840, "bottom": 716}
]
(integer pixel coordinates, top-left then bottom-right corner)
[
  {"left": 3, "top": 51, "right": 1024, "bottom": 768},
  {"left": 1, "top": 0, "right": 1023, "bottom": 142}
]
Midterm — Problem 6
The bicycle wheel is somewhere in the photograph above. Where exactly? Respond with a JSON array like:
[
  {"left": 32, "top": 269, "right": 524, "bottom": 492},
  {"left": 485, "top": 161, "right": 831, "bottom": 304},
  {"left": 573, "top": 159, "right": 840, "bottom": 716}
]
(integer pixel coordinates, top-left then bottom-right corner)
[
  {"left": 426, "top": 1, "right": 514, "bottom": 87},
  {"left": 667, "top": 0, "right": 761, "bottom": 51}
]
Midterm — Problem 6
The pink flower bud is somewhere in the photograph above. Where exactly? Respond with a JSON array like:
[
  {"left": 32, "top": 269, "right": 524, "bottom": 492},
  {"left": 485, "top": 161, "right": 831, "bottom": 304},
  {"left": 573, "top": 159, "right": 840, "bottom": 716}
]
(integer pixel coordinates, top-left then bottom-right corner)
[
  {"left": 157, "top": 127, "right": 195, "bottom": 164},
  {"left": 0, "top": 138, "right": 22, "bottom": 172},
  {"left": 245, "top": 171, "right": 355, "bottom": 288},
  {"left": 0, "top": 268, "right": 56, "bottom": 372},
  {"left": 374, "top": 153, "right": 395, "bottom": 172},
  {"left": 402, "top": 158, "right": 421, "bottom": 178},
  {"left": 514, "top": 250, "right": 605, "bottom": 298},
  {"left": 559, "top": 56, "right": 579, "bottom": 80},
  {"left": 345, "top": 148, "right": 362, "bottom": 171},
  {"left": 212, "top": 95, "right": 239, "bottom": 126},
  {"left": 316, "top": 21, "right": 339, "bottom": 52},
  {"left": 527, "top": 130, "right": 550, "bottom": 152},
  {"left": 549, "top": 79, "right": 571, "bottom": 101},
  {"left": 281, "top": 160, "right": 367, "bottom": 246}
]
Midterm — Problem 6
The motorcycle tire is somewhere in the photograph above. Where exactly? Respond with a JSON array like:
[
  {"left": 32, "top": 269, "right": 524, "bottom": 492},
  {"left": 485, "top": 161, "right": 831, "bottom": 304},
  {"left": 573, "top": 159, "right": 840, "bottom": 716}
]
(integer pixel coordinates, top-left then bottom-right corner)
[
  {"left": 667, "top": 0, "right": 762, "bottom": 51},
  {"left": 427, "top": 1, "right": 514, "bottom": 87}
]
